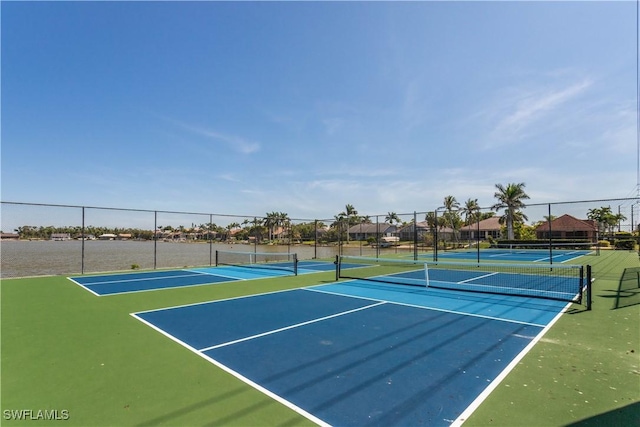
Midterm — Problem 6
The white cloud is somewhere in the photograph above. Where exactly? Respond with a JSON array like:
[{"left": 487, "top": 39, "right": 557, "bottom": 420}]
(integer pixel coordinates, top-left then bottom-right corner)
[
  {"left": 170, "top": 119, "right": 261, "bottom": 154},
  {"left": 481, "top": 78, "right": 593, "bottom": 148},
  {"left": 217, "top": 173, "right": 241, "bottom": 182},
  {"left": 598, "top": 105, "right": 637, "bottom": 155}
]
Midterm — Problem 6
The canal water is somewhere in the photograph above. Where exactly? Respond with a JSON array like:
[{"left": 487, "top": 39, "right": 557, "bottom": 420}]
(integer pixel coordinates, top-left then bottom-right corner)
[{"left": 1, "top": 240, "right": 411, "bottom": 278}]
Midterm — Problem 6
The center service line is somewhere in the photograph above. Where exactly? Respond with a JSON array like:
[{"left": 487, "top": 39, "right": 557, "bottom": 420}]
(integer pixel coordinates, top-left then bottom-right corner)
[{"left": 198, "top": 301, "right": 387, "bottom": 352}]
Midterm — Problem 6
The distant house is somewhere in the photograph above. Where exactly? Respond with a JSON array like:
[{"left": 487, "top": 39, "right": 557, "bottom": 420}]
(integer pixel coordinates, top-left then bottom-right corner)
[
  {"left": 535, "top": 214, "right": 597, "bottom": 241},
  {"left": 50, "top": 233, "right": 71, "bottom": 241},
  {"left": 271, "top": 226, "right": 288, "bottom": 240},
  {"left": 347, "top": 223, "right": 397, "bottom": 241},
  {"left": 459, "top": 217, "right": 503, "bottom": 241},
  {"left": 397, "top": 221, "right": 456, "bottom": 242},
  {"left": 116, "top": 234, "right": 132, "bottom": 241},
  {"left": 397, "top": 221, "right": 432, "bottom": 241},
  {"left": 0, "top": 233, "right": 20, "bottom": 240},
  {"left": 98, "top": 233, "right": 117, "bottom": 240},
  {"left": 167, "top": 232, "right": 186, "bottom": 241}
]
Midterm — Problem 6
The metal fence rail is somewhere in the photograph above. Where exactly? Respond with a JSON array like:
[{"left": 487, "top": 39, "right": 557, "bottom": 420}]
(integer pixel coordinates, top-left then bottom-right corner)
[{"left": 1, "top": 197, "right": 637, "bottom": 278}]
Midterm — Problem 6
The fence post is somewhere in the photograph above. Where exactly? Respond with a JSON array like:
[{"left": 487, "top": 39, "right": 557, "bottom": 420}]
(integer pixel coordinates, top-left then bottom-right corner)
[
  {"left": 154, "top": 211, "right": 157, "bottom": 270},
  {"left": 548, "top": 203, "right": 553, "bottom": 265},
  {"left": 81, "top": 206, "right": 85, "bottom": 274},
  {"left": 586, "top": 265, "right": 592, "bottom": 310}
]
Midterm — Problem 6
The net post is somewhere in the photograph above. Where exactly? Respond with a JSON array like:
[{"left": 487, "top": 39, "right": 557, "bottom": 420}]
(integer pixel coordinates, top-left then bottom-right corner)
[
  {"left": 424, "top": 262, "right": 430, "bottom": 288},
  {"left": 586, "top": 265, "right": 592, "bottom": 310},
  {"left": 434, "top": 210, "right": 438, "bottom": 262},
  {"left": 413, "top": 211, "right": 418, "bottom": 261},
  {"left": 335, "top": 255, "right": 340, "bottom": 281},
  {"left": 215, "top": 250, "right": 219, "bottom": 267},
  {"left": 293, "top": 253, "right": 298, "bottom": 276},
  {"left": 209, "top": 213, "right": 213, "bottom": 266}
]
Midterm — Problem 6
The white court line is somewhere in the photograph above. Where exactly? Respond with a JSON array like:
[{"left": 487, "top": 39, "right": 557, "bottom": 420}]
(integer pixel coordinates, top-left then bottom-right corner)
[
  {"left": 67, "top": 277, "right": 102, "bottom": 296},
  {"left": 130, "top": 312, "right": 331, "bottom": 427},
  {"left": 305, "top": 286, "right": 548, "bottom": 328},
  {"left": 70, "top": 264, "right": 301, "bottom": 297},
  {"left": 298, "top": 261, "right": 335, "bottom": 268},
  {"left": 183, "top": 268, "right": 250, "bottom": 281},
  {"left": 198, "top": 301, "right": 386, "bottom": 352},
  {"left": 131, "top": 284, "right": 560, "bottom": 425},
  {"left": 457, "top": 271, "right": 499, "bottom": 284},
  {"left": 134, "top": 287, "right": 302, "bottom": 315},
  {"left": 450, "top": 300, "right": 573, "bottom": 427},
  {"left": 71, "top": 272, "right": 243, "bottom": 297},
  {"left": 73, "top": 271, "right": 210, "bottom": 286}
]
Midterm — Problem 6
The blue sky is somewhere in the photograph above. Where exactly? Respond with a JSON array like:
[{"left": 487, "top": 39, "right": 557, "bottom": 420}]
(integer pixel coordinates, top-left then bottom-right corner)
[{"left": 2, "top": 1, "right": 638, "bottom": 223}]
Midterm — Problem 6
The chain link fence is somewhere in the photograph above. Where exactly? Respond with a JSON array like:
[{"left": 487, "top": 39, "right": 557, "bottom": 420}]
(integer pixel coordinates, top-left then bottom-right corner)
[{"left": 1, "top": 197, "right": 638, "bottom": 278}]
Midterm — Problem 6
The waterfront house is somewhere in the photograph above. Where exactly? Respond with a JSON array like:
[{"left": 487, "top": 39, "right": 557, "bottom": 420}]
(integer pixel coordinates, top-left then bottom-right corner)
[
  {"left": 50, "top": 233, "right": 71, "bottom": 241},
  {"left": 535, "top": 214, "right": 597, "bottom": 241},
  {"left": 459, "top": 216, "right": 503, "bottom": 241},
  {"left": 397, "top": 221, "right": 431, "bottom": 241},
  {"left": 347, "top": 223, "right": 397, "bottom": 241}
]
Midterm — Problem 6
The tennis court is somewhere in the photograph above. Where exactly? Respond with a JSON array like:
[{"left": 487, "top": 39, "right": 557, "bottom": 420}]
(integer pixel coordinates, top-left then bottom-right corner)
[
  {"left": 429, "top": 246, "right": 594, "bottom": 263},
  {"left": 70, "top": 256, "right": 336, "bottom": 296},
  {"left": 133, "top": 257, "right": 582, "bottom": 426}
]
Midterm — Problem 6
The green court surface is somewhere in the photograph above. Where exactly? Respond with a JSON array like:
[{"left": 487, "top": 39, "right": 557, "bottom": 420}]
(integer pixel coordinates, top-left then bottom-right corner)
[{"left": 1, "top": 251, "right": 638, "bottom": 426}]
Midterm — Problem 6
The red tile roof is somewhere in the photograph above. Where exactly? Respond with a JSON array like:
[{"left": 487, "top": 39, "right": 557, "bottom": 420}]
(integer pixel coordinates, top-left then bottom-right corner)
[
  {"left": 461, "top": 216, "right": 502, "bottom": 231},
  {"left": 534, "top": 214, "right": 597, "bottom": 231}
]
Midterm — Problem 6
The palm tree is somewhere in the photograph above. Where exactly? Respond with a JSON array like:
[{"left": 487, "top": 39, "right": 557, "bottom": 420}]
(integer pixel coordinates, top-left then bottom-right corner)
[
  {"left": 340, "top": 204, "right": 359, "bottom": 243},
  {"left": 492, "top": 183, "right": 530, "bottom": 240},
  {"left": 385, "top": 212, "right": 400, "bottom": 225},
  {"left": 277, "top": 212, "right": 291, "bottom": 243},
  {"left": 461, "top": 198, "right": 480, "bottom": 225},
  {"left": 460, "top": 198, "right": 480, "bottom": 245},
  {"left": 330, "top": 214, "right": 347, "bottom": 244},
  {"left": 425, "top": 212, "right": 436, "bottom": 231},
  {"left": 442, "top": 195, "right": 461, "bottom": 246},
  {"left": 587, "top": 206, "right": 624, "bottom": 237},
  {"left": 344, "top": 204, "right": 358, "bottom": 219},
  {"left": 263, "top": 212, "right": 279, "bottom": 241},
  {"left": 226, "top": 222, "right": 240, "bottom": 241}
]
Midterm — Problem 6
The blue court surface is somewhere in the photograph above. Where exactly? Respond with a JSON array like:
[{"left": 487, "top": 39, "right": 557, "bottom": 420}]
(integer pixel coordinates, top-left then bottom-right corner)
[
  {"left": 69, "top": 260, "right": 337, "bottom": 296},
  {"left": 133, "top": 280, "right": 569, "bottom": 426},
  {"left": 425, "top": 248, "right": 592, "bottom": 263}
]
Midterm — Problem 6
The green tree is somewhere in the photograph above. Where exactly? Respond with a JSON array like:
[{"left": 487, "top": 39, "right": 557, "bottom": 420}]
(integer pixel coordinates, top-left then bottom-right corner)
[
  {"left": 460, "top": 198, "right": 480, "bottom": 226},
  {"left": 460, "top": 198, "right": 481, "bottom": 245},
  {"left": 492, "top": 183, "right": 530, "bottom": 240},
  {"left": 385, "top": 212, "right": 400, "bottom": 225},
  {"left": 263, "top": 212, "right": 278, "bottom": 241},
  {"left": 442, "top": 195, "right": 461, "bottom": 245},
  {"left": 340, "top": 204, "right": 359, "bottom": 243},
  {"left": 225, "top": 222, "right": 240, "bottom": 241},
  {"left": 587, "top": 206, "right": 624, "bottom": 237},
  {"left": 263, "top": 211, "right": 290, "bottom": 242},
  {"left": 425, "top": 212, "right": 437, "bottom": 232}
]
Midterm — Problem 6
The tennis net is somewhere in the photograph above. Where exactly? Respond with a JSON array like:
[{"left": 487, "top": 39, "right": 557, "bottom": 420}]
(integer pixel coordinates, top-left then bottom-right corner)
[
  {"left": 337, "top": 255, "right": 586, "bottom": 303},
  {"left": 490, "top": 242, "right": 599, "bottom": 255},
  {"left": 216, "top": 250, "right": 298, "bottom": 276}
]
